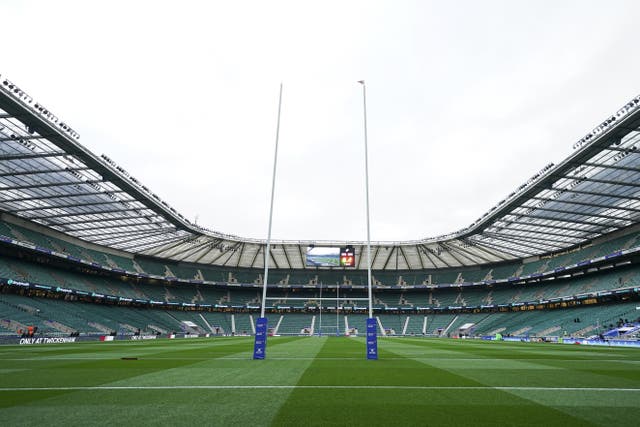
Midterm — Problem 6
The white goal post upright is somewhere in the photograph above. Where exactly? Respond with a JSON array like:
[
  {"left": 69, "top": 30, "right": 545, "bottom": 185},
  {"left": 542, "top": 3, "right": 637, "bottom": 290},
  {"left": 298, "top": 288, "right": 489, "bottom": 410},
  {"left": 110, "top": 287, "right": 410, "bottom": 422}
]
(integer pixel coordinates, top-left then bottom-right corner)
[
  {"left": 359, "top": 80, "right": 378, "bottom": 360},
  {"left": 253, "top": 83, "right": 283, "bottom": 360}
]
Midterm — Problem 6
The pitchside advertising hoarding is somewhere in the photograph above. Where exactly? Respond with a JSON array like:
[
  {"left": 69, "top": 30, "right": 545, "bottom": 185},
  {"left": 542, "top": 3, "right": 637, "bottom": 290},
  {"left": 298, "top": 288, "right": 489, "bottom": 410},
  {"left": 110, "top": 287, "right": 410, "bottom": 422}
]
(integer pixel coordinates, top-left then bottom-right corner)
[
  {"left": 366, "top": 317, "right": 378, "bottom": 360},
  {"left": 253, "top": 317, "right": 268, "bottom": 359}
]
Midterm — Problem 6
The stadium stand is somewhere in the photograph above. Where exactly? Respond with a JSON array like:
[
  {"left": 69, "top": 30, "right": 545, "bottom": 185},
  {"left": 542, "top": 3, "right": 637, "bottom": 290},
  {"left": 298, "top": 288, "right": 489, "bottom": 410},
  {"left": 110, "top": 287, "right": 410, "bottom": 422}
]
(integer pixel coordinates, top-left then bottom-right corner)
[{"left": 1, "top": 79, "right": 640, "bottom": 344}]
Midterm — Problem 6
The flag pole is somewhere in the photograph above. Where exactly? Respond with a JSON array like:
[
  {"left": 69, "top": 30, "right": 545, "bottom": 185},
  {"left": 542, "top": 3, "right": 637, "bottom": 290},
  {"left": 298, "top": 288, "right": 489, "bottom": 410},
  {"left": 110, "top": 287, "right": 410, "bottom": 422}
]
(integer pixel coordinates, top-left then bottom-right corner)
[
  {"left": 253, "top": 83, "right": 283, "bottom": 360},
  {"left": 359, "top": 80, "right": 377, "bottom": 360}
]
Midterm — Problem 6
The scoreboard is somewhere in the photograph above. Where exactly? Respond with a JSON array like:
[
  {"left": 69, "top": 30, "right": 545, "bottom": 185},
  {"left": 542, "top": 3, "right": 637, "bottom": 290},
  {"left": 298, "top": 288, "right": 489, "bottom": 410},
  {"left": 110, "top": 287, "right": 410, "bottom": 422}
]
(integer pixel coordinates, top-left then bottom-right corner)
[{"left": 339, "top": 246, "right": 355, "bottom": 267}]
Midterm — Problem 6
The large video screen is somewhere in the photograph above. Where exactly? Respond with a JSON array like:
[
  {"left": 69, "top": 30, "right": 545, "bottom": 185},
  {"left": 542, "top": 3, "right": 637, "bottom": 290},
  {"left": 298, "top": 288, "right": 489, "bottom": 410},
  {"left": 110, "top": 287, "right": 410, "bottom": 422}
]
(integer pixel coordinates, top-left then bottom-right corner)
[{"left": 306, "top": 246, "right": 356, "bottom": 267}]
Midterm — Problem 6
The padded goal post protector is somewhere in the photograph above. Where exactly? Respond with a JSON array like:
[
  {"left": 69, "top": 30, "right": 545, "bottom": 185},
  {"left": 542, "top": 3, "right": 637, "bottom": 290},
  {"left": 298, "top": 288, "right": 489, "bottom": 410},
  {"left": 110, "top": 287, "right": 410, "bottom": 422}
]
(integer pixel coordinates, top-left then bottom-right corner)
[
  {"left": 253, "top": 317, "right": 268, "bottom": 360},
  {"left": 366, "top": 317, "right": 378, "bottom": 360}
]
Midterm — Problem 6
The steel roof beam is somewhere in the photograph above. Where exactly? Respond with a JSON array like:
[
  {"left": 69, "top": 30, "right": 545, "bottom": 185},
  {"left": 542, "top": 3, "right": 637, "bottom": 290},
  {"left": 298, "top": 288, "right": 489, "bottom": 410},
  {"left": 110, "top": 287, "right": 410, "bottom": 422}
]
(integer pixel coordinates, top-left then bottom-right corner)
[
  {"left": 235, "top": 242, "right": 247, "bottom": 268},
  {"left": 418, "top": 244, "right": 437, "bottom": 269},
  {"left": 206, "top": 243, "right": 236, "bottom": 265},
  {"left": 433, "top": 246, "right": 453, "bottom": 268},
  {"left": 281, "top": 243, "right": 292, "bottom": 269},
  {"left": 85, "top": 227, "right": 176, "bottom": 242},
  {"left": 602, "top": 146, "right": 639, "bottom": 153},
  {"left": 460, "top": 238, "right": 510, "bottom": 262},
  {"left": 219, "top": 243, "right": 242, "bottom": 268},
  {"left": 1, "top": 190, "right": 126, "bottom": 203},
  {"left": 437, "top": 241, "right": 477, "bottom": 266},
  {"left": 381, "top": 246, "right": 396, "bottom": 270},
  {"left": 483, "top": 231, "right": 566, "bottom": 249},
  {"left": 118, "top": 235, "right": 185, "bottom": 253},
  {"left": 472, "top": 238, "right": 530, "bottom": 257},
  {"left": 414, "top": 244, "right": 426, "bottom": 269},
  {"left": 155, "top": 238, "right": 217, "bottom": 260},
  {"left": 419, "top": 244, "right": 452, "bottom": 268},
  {"left": 495, "top": 218, "right": 600, "bottom": 234},
  {"left": 268, "top": 245, "right": 280, "bottom": 270},
  {"left": 398, "top": 246, "right": 411, "bottom": 270},
  {"left": 486, "top": 223, "right": 586, "bottom": 240},
  {"left": 297, "top": 245, "right": 305, "bottom": 270},
  {"left": 0, "top": 167, "right": 90, "bottom": 177},
  {"left": 0, "top": 135, "right": 46, "bottom": 142},
  {"left": 0, "top": 179, "right": 105, "bottom": 191},
  {"left": 577, "top": 161, "right": 640, "bottom": 173},
  {"left": 371, "top": 246, "right": 382, "bottom": 268},
  {"left": 0, "top": 152, "right": 67, "bottom": 161},
  {"left": 519, "top": 205, "right": 631, "bottom": 222},
  {"left": 116, "top": 233, "right": 183, "bottom": 252},
  {"left": 512, "top": 213, "right": 615, "bottom": 228},
  {"left": 561, "top": 175, "right": 640, "bottom": 188},
  {"left": 483, "top": 233, "right": 558, "bottom": 253},
  {"left": 193, "top": 242, "right": 223, "bottom": 263},
  {"left": 473, "top": 237, "right": 534, "bottom": 257},
  {"left": 28, "top": 206, "right": 151, "bottom": 220},
  {"left": 95, "top": 229, "right": 176, "bottom": 247},
  {"left": 156, "top": 242, "right": 210, "bottom": 262},
  {"left": 11, "top": 199, "right": 139, "bottom": 212},
  {"left": 249, "top": 244, "right": 262, "bottom": 268},
  {"left": 132, "top": 236, "right": 192, "bottom": 257},
  {"left": 439, "top": 243, "right": 469, "bottom": 266},
  {"left": 64, "top": 221, "right": 162, "bottom": 233},
  {"left": 443, "top": 241, "right": 493, "bottom": 264},
  {"left": 529, "top": 196, "right": 640, "bottom": 213},
  {"left": 552, "top": 187, "right": 640, "bottom": 202},
  {"left": 44, "top": 213, "right": 158, "bottom": 226}
]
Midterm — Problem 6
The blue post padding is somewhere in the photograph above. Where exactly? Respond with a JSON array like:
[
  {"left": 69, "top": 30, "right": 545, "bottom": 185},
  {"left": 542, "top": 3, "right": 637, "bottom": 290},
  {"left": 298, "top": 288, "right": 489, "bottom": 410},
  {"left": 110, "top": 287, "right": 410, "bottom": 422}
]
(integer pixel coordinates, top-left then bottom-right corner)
[
  {"left": 253, "top": 317, "right": 268, "bottom": 360},
  {"left": 366, "top": 317, "right": 378, "bottom": 360}
]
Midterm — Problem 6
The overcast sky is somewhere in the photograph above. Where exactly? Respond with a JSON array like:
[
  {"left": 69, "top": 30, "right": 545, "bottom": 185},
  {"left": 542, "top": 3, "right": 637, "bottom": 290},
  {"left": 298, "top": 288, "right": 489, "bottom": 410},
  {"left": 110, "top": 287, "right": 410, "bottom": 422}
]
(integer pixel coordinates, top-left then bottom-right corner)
[{"left": 3, "top": 1, "right": 640, "bottom": 242}]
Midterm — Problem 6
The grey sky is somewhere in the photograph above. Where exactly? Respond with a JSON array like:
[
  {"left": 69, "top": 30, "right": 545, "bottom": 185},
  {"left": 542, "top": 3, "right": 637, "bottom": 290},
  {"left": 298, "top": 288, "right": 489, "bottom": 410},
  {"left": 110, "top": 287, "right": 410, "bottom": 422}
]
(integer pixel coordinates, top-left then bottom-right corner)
[{"left": 3, "top": 0, "right": 640, "bottom": 242}]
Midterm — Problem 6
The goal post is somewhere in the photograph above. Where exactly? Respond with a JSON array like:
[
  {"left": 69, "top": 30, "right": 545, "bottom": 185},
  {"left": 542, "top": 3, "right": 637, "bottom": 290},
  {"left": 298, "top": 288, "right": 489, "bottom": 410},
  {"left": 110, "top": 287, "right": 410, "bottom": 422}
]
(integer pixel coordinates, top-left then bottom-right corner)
[{"left": 262, "top": 296, "right": 371, "bottom": 337}]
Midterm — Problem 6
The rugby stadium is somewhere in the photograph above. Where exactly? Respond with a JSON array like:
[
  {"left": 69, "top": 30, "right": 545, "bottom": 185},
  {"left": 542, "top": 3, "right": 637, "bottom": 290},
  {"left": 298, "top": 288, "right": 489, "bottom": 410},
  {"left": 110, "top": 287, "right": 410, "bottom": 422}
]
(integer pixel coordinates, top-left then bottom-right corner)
[{"left": 1, "top": 75, "right": 640, "bottom": 425}]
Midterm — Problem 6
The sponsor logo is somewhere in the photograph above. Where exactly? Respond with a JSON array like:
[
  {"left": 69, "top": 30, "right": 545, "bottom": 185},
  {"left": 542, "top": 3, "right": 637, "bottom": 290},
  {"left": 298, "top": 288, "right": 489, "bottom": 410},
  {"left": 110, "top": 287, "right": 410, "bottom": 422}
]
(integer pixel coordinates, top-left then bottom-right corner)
[
  {"left": 19, "top": 337, "right": 77, "bottom": 345},
  {"left": 130, "top": 335, "right": 157, "bottom": 340},
  {"left": 7, "top": 279, "right": 30, "bottom": 287}
]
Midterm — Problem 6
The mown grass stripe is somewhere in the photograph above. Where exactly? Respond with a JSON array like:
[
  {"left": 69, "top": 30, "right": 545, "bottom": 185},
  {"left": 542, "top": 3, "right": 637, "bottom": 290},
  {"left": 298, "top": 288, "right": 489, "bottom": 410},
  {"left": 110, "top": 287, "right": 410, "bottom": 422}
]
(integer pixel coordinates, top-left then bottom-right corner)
[
  {"left": 1, "top": 385, "right": 639, "bottom": 391},
  {"left": 272, "top": 338, "right": 599, "bottom": 426}
]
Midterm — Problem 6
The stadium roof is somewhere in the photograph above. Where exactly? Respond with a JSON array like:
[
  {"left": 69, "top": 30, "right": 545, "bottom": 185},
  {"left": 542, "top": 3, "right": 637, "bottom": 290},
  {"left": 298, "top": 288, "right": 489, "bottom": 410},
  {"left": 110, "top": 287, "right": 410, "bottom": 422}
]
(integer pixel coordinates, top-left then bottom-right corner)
[{"left": 1, "top": 75, "right": 640, "bottom": 270}]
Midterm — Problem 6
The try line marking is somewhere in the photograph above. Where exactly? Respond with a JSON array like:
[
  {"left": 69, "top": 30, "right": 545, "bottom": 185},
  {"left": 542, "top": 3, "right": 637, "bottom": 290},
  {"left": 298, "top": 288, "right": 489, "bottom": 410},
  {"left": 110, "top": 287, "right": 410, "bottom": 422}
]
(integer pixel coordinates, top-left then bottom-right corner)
[{"left": 1, "top": 386, "right": 639, "bottom": 392}]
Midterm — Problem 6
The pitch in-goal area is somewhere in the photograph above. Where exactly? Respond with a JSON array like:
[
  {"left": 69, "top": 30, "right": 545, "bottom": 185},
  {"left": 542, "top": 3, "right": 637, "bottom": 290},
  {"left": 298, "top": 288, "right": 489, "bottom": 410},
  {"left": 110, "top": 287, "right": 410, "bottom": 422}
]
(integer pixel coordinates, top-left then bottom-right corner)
[{"left": 1, "top": 336, "right": 639, "bottom": 426}]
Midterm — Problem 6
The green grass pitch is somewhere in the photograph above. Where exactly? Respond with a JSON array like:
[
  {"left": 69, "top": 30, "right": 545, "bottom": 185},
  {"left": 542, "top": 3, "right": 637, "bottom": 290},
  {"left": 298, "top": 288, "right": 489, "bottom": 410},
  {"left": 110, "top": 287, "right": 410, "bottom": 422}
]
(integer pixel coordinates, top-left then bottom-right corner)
[{"left": 1, "top": 336, "right": 639, "bottom": 426}]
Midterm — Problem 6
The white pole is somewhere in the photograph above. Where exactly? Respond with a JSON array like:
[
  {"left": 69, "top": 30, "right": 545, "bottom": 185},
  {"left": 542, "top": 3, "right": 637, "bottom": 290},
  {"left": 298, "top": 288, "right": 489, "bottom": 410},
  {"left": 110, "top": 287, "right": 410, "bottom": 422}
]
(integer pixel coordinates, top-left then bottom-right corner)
[
  {"left": 260, "top": 83, "right": 283, "bottom": 319},
  {"left": 318, "top": 281, "right": 323, "bottom": 336},
  {"left": 359, "top": 80, "right": 373, "bottom": 319},
  {"left": 336, "top": 285, "right": 340, "bottom": 335}
]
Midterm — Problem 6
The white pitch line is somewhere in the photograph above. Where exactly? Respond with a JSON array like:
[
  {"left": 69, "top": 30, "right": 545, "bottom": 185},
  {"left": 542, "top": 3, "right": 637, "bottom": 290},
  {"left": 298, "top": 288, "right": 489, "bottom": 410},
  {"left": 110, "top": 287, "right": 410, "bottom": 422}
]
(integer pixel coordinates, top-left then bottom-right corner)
[
  {"left": 1, "top": 357, "right": 638, "bottom": 362},
  {"left": 0, "top": 385, "right": 638, "bottom": 392}
]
